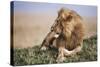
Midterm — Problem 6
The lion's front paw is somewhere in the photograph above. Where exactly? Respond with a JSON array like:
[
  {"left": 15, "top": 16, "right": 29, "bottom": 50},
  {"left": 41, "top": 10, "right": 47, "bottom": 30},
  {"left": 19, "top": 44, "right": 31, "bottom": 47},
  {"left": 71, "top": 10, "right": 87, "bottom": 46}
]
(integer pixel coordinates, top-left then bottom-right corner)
[
  {"left": 56, "top": 56, "right": 65, "bottom": 63},
  {"left": 40, "top": 46, "right": 48, "bottom": 51}
]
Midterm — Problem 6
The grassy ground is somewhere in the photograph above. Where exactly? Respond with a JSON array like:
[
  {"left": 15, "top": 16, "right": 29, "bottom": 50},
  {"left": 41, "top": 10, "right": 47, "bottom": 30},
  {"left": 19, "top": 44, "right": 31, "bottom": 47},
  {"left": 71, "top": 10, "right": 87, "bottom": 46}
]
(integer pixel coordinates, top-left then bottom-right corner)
[{"left": 13, "top": 36, "right": 97, "bottom": 66}]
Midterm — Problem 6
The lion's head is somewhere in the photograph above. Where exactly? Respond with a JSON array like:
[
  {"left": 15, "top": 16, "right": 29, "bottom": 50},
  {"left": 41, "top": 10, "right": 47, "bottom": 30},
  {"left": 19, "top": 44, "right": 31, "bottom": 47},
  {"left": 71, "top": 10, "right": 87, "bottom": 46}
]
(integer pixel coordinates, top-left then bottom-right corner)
[{"left": 51, "top": 8, "right": 83, "bottom": 38}]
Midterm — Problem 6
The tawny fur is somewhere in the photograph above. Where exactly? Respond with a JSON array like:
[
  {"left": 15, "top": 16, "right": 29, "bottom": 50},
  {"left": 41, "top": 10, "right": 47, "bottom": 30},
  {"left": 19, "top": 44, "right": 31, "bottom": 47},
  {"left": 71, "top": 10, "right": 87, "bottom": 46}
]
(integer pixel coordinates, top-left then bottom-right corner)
[{"left": 41, "top": 8, "right": 85, "bottom": 63}]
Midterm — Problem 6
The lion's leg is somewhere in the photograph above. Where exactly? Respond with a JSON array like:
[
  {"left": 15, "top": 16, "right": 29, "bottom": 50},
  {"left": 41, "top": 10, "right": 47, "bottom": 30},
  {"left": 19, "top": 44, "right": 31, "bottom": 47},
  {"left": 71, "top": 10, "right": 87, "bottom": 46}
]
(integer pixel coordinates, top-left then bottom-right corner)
[
  {"left": 72, "top": 42, "right": 83, "bottom": 54},
  {"left": 56, "top": 47, "right": 65, "bottom": 63},
  {"left": 41, "top": 32, "right": 59, "bottom": 51},
  {"left": 40, "top": 39, "right": 49, "bottom": 51},
  {"left": 64, "top": 44, "right": 82, "bottom": 56},
  {"left": 41, "top": 46, "right": 48, "bottom": 50}
]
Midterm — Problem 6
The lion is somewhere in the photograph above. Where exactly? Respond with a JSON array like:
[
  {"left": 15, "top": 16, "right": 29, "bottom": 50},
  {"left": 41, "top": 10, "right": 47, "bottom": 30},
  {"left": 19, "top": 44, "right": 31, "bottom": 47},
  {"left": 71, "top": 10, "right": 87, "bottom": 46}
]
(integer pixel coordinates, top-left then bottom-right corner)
[{"left": 41, "top": 8, "right": 85, "bottom": 63}]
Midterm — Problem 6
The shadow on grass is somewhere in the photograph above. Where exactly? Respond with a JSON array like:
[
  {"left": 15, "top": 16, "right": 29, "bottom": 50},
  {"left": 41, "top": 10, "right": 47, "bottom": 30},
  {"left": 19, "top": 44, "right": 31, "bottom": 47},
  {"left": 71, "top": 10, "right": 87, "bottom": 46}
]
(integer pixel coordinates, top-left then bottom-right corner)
[{"left": 13, "top": 35, "right": 97, "bottom": 66}]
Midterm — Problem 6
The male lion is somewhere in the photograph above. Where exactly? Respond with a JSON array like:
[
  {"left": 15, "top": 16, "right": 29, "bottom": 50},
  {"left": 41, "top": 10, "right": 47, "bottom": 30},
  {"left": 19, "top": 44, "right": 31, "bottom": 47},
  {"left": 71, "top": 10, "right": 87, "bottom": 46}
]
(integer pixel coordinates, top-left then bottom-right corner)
[{"left": 41, "top": 8, "right": 85, "bottom": 63}]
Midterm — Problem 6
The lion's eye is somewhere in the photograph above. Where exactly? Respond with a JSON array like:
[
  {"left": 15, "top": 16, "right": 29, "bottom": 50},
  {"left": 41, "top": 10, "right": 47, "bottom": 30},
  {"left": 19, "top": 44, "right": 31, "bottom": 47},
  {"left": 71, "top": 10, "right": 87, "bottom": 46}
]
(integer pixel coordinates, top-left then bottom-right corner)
[
  {"left": 57, "top": 20, "right": 59, "bottom": 22},
  {"left": 56, "top": 19, "right": 59, "bottom": 22},
  {"left": 51, "top": 27, "right": 53, "bottom": 31}
]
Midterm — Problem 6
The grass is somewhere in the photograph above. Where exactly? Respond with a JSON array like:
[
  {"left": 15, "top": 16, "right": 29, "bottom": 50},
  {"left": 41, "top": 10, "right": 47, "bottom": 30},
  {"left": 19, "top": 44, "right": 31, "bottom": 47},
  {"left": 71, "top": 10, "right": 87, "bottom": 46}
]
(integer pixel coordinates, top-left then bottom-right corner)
[{"left": 13, "top": 35, "right": 97, "bottom": 66}]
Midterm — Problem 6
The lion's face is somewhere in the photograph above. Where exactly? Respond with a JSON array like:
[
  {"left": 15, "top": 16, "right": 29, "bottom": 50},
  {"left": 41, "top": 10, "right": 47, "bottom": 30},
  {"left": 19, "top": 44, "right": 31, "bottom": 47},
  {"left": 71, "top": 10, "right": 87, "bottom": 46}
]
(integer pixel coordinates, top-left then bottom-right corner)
[{"left": 51, "top": 19, "right": 63, "bottom": 38}]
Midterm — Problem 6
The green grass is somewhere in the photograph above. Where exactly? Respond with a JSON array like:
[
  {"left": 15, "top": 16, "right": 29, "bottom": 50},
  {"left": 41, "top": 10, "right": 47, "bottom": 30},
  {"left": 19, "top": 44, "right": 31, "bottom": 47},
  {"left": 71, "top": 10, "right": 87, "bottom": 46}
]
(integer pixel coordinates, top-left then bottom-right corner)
[{"left": 13, "top": 36, "right": 97, "bottom": 66}]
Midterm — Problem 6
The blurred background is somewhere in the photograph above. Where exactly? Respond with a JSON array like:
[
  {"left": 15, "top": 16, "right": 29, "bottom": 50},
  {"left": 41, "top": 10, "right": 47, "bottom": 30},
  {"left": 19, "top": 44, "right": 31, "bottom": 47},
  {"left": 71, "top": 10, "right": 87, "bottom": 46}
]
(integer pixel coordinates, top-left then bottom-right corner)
[{"left": 13, "top": 1, "right": 97, "bottom": 48}]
